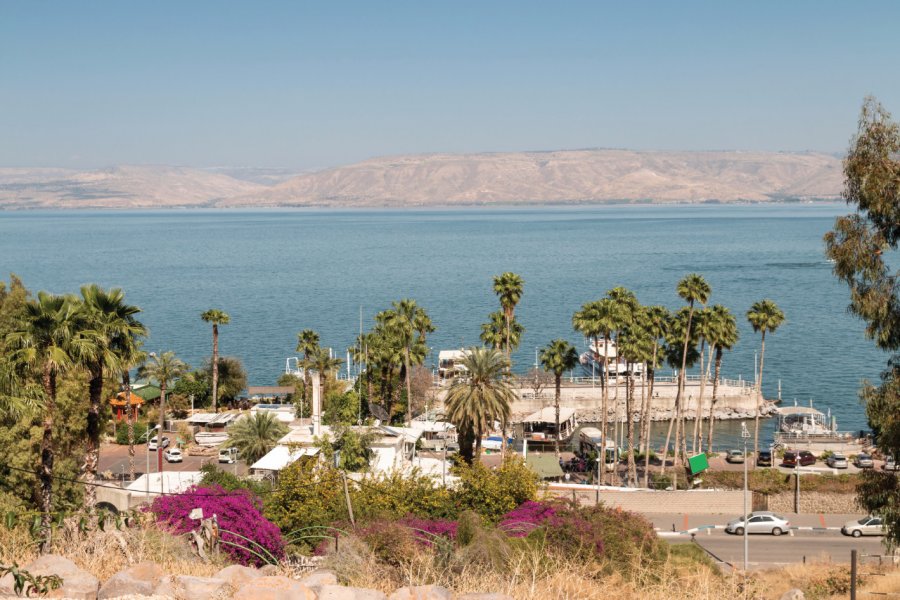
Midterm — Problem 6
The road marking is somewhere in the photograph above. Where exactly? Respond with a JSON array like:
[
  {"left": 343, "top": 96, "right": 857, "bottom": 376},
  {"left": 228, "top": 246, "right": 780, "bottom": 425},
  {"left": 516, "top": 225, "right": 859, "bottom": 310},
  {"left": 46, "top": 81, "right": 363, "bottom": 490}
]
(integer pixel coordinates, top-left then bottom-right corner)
[
  {"left": 819, "top": 513, "right": 827, "bottom": 528},
  {"left": 683, "top": 513, "right": 689, "bottom": 530}
]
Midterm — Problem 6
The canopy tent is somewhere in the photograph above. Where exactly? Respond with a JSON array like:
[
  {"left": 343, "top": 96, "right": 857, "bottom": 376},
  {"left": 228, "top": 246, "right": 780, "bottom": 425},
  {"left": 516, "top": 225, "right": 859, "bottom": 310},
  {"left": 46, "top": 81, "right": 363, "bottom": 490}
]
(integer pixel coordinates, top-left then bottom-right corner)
[
  {"left": 525, "top": 454, "right": 565, "bottom": 480},
  {"left": 523, "top": 406, "right": 577, "bottom": 424}
]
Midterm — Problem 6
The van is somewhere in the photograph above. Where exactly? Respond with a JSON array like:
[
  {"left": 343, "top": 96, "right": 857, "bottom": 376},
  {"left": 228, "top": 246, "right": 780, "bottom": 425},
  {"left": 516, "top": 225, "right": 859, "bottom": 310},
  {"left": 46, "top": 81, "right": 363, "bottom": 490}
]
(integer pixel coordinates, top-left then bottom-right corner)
[{"left": 219, "top": 448, "right": 236, "bottom": 464}]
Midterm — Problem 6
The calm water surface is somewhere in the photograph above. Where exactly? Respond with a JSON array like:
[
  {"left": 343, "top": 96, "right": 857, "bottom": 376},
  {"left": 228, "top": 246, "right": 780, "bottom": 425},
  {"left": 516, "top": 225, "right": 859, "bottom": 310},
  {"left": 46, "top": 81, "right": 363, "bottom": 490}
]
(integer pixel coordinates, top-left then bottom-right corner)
[{"left": 0, "top": 203, "right": 883, "bottom": 434}]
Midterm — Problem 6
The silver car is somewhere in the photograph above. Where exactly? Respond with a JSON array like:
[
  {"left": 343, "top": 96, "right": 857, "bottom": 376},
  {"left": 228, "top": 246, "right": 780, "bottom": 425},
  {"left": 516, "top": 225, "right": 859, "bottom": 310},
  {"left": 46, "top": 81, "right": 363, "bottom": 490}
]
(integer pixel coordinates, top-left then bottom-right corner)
[
  {"left": 725, "top": 511, "right": 791, "bottom": 536},
  {"left": 842, "top": 516, "right": 884, "bottom": 537},
  {"left": 854, "top": 453, "right": 874, "bottom": 469},
  {"left": 826, "top": 453, "right": 848, "bottom": 469}
]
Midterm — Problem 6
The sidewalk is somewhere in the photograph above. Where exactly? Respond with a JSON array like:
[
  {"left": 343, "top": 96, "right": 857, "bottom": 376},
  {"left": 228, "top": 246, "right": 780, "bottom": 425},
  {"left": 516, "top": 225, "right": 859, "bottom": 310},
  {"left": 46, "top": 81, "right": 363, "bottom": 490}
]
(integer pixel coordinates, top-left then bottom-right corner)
[{"left": 644, "top": 511, "right": 864, "bottom": 534}]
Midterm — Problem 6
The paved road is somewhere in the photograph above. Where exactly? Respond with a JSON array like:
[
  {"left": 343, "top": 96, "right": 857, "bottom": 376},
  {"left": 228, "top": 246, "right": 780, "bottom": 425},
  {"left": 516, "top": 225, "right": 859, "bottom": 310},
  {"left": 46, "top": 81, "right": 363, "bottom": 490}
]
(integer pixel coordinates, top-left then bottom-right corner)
[
  {"left": 644, "top": 512, "right": 863, "bottom": 532},
  {"left": 671, "top": 531, "right": 886, "bottom": 570},
  {"left": 98, "top": 442, "right": 248, "bottom": 481}
]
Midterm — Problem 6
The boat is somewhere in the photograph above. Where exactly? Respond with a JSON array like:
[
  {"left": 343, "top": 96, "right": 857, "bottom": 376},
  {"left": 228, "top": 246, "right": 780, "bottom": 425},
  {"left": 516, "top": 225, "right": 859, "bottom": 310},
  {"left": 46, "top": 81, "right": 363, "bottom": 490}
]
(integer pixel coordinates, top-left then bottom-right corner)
[
  {"left": 579, "top": 339, "right": 644, "bottom": 380},
  {"left": 437, "top": 349, "right": 470, "bottom": 381},
  {"left": 773, "top": 402, "right": 860, "bottom": 454},
  {"left": 518, "top": 406, "right": 578, "bottom": 448},
  {"left": 194, "top": 431, "right": 230, "bottom": 447}
]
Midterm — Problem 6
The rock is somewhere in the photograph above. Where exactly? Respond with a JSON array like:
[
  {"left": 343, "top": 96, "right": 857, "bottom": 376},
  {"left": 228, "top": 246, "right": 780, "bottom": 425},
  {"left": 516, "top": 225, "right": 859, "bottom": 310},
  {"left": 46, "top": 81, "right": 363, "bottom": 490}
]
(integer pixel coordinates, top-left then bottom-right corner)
[
  {"left": 0, "top": 554, "right": 99, "bottom": 600},
  {"left": 154, "top": 575, "right": 228, "bottom": 600},
  {"left": 316, "top": 584, "right": 388, "bottom": 600},
  {"left": 99, "top": 562, "right": 165, "bottom": 598},
  {"left": 215, "top": 565, "right": 261, "bottom": 590},
  {"left": 457, "top": 595, "right": 514, "bottom": 600},
  {"left": 300, "top": 569, "right": 338, "bottom": 587},
  {"left": 390, "top": 585, "right": 454, "bottom": 600},
  {"left": 780, "top": 590, "right": 805, "bottom": 600},
  {"left": 232, "top": 575, "right": 317, "bottom": 600},
  {"left": 259, "top": 564, "right": 281, "bottom": 576}
]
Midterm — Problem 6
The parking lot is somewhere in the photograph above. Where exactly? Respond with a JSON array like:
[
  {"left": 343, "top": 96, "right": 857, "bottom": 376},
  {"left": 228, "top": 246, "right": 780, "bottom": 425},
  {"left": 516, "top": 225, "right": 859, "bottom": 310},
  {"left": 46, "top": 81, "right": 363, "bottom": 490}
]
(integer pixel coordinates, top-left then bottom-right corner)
[{"left": 97, "top": 442, "right": 249, "bottom": 483}]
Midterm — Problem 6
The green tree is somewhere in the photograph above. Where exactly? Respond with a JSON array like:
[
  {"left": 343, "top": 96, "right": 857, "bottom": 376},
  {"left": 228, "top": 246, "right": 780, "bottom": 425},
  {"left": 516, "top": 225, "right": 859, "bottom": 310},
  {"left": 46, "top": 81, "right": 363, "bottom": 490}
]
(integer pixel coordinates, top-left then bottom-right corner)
[
  {"left": 480, "top": 309, "right": 523, "bottom": 353},
  {"left": 295, "top": 329, "right": 321, "bottom": 415},
  {"left": 636, "top": 305, "right": 669, "bottom": 486},
  {"left": 315, "top": 424, "right": 374, "bottom": 472},
  {"left": 746, "top": 299, "right": 785, "bottom": 455},
  {"left": 200, "top": 309, "right": 230, "bottom": 413},
  {"left": 203, "top": 356, "right": 247, "bottom": 408},
  {"left": 824, "top": 97, "right": 900, "bottom": 550},
  {"left": 618, "top": 309, "right": 654, "bottom": 486},
  {"left": 540, "top": 339, "right": 579, "bottom": 456},
  {"left": 492, "top": 272, "right": 524, "bottom": 368},
  {"left": 226, "top": 411, "right": 289, "bottom": 464},
  {"left": 77, "top": 284, "right": 146, "bottom": 508},
  {"left": 444, "top": 347, "right": 514, "bottom": 464},
  {"left": 6, "top": 292, "right": 86, "bottom": 550},
  {"left": 137, "top": 351, "right": 188, "bottom": 484},
  {"left": 383, "top": 299, "right": 434, "bottom": 423},
  {"left": 704, "top": 305, "right": 739, "bottom": 453}
]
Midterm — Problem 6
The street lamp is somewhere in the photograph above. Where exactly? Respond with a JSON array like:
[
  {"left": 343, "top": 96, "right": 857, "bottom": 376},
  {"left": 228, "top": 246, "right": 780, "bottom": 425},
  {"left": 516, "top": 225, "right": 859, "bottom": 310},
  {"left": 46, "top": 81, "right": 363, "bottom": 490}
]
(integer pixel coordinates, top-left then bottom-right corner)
[
  {"left": 741, "top": 422, "right": 751, "bottom": 571},
  {"left": 141, "top": 425, "right": 159, "bottom": 499}
]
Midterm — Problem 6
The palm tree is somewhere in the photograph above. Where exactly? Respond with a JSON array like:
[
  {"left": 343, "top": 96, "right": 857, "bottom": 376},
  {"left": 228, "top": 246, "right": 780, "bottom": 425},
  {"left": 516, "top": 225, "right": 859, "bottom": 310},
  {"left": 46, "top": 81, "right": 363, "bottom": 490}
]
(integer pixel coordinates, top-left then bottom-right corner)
[
  {"left": 747, "top": 299, "right": 785, "bottom": 455},
  {"left": 480, "top": 309, "right": 523, "bottom": 353},
  {"left": 226, "top": 411, "right": 289, "bottom": 464},
  {"left": 638, "top": 305, "right": 670, "bottom": 487},
  {"left": 572, "top": 298, "right": 617, "bottom": 482},
  {"left": 296, "top": 329, "right": 321, "bottom": 414},
  {"left": 705, "top": 305, "right": 739, "bottom": 453},
  {"left": 200, "top": 309, "right": 230, "bottom": 413},
  {"left": 444, "top": 347, "right": 514, "bottom": 464},
  {"left": 673, "top": 274, "right": 711, "bottom": 480},
  {"left": 78, "top": 284, "right": 146, "bottom": 509},
  {"left": 384, "top": 299, "right": 434, "bottom": 423},
  {"left": 618, "top": 318, "right": 653, "bottom": 486},
  {"left": 312, "top": 346, "right": 344, "bottom": 404},
  {"left": 7, "top": 292, "right": 84, "bottom": 550},
  {"left": 115, "top": 336, "right": 146, "bottom": 482},
  {"left": 492, "top": 273, "right": 524, "bottom": 367},
  {"left": 138, "top": 350, "right": 188, "bottom": 489},
  {"left": 690, "top": 307, "right": 712, "bottom": 454},
  {"left": 607, "top": 287, "right": 638, "bottom": 453},
  {"left": 540, "top": 339, "right": 579, "bottom": 457}
]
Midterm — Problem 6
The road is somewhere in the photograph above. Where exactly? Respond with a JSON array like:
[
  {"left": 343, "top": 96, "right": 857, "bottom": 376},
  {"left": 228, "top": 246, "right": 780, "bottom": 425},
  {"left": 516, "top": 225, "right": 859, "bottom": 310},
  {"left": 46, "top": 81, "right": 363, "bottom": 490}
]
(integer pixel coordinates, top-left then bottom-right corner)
[
  {"left": 97, "top": 442, "right": 248, "bottom": 481},
  {"left": 669, "top": 531, "right": 886, "bottom": 570}
]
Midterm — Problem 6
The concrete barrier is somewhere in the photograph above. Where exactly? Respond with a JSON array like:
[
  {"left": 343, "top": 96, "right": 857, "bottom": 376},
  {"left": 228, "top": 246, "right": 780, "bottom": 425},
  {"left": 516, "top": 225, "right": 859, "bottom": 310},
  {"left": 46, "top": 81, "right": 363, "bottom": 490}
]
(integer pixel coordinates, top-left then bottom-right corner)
[{"left": 548, "top": 485, "right": 745, "bottom": 514}]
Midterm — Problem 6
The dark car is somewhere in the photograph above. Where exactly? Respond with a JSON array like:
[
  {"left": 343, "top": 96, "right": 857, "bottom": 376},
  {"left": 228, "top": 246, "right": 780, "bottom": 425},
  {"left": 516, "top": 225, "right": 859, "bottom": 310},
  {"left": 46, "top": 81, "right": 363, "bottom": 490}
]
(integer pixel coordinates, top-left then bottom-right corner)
[
  {"left": 798, "top": 450, "right": 816, "bottom": 466},
  {"left": 757, "top": 450, "right": 773, "bottom": 467},
  {"left": 782, "top": 451, "right": 798, "bottom": 467}
]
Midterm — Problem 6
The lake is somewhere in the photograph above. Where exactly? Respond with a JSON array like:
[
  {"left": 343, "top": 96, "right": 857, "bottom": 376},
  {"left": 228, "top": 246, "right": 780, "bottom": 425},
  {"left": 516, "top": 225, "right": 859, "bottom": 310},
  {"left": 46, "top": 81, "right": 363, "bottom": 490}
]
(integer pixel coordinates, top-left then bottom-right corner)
[{"left": 0, "top": 203, "right": 883, "bottom": 432}]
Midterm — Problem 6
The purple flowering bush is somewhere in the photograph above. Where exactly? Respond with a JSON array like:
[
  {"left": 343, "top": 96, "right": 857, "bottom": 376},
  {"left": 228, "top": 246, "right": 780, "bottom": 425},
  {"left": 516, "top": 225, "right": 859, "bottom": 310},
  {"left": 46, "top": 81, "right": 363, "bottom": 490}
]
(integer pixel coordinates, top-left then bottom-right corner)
[
  {"left": 399, "top": 515, "right": 458, "bottom": 545},
  {"left": 497, "top": 501, "right": 558, "bottom": 537},
  {"left": 148, "top": 484, "right": 285, "bottom": 567}
]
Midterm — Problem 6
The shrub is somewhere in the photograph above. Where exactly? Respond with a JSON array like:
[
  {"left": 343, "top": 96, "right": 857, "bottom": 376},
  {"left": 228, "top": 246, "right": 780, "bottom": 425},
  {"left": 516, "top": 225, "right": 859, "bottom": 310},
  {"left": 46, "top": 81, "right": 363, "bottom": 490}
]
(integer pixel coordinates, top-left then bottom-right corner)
[
  {"left": 498, "top": 500, "right": 558, "bottom": 537},
  {"left": 115, "top": 421, "right": 148, "bottom": 445},
  {"left": 357, "top": 520, "right": 419, "bottom": 566},
  {"left": 263, "top": 458, "right": 345, "bottom": 543},
  {"left": 198, "top": 464, "right": 268, "bottom": 496},
  {"left": 398, "top": 516, "right": 457, "bottom": 545},
  {"left": 350, "top": 470, "right": 456, "bottom": 521},
  {"left": 453, "top": 457, "right": 539, "bottom": 522},
  {"left": 148, "top": 484, "right": 284, "bottom": 567}
]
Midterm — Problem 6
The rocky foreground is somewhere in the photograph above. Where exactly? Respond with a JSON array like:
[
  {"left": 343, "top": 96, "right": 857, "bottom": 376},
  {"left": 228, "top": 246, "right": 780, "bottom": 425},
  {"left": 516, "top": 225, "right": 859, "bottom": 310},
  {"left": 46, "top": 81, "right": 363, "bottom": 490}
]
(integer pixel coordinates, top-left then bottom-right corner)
[{"left": 0, "top": 555, "right": 508, "bottom": 600}]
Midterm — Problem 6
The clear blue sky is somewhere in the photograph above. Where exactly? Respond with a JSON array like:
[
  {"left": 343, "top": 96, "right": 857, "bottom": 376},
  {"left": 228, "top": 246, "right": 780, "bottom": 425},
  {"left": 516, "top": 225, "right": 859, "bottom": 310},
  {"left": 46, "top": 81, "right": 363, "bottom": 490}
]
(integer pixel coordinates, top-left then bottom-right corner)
[{"left": 1, "top": 1, "right": 898, "bottom": 169}]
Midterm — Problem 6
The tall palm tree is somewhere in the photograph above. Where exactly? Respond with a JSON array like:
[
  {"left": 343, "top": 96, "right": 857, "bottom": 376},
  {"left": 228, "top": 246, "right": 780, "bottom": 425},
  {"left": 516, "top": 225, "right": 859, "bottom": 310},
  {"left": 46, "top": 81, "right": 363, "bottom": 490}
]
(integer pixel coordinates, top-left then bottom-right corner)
[
  {"left": 296, "top": 329, "right": 321, "bottom": 415},
  {"left": 226, "top": 411, "right": 289, "bottom": 464},
  {"left": 384, "top": 299, "right": 434, "bottom": 423},
  {"left": 747, "top": 299, "right": 785, "bottom": 455},
  {"left": 115, "top": 336, "right": 146, "bottom": 482},
  {"left": 689, "top": 307, "right": 712, "bottom": 454},
  {"left": 572, "top": 298, "right": 617, "bottom": 482},
  {"left": 539, "top": 339, "right": 579, "bottom": 457},
  {"left": 78, "top": 284, "right": 146, "bottom": 509},
  {"left": 705, "top": 305, "right": 739, "bottom": 453},
  {"left": 607, "top": 287, "right": 638, "bottom": 453},
  {"left": 200, "top": 309, "right": 230, "bottom": 413},
  {"left": 618, "top": 318, "right": 653, "bottom": 487},
  {"left": 7, "top": 292, "right": 85, "bottom": 551},
  {"left": 138, "top": 351, "right": 188, "bottom": 488},
  {"left": 638, "top": 305, "right": 670, "bottom": 487},
  {"left": 444, "top": 347, "right": 514, "bottom": 464},
  {"left": 492, "top": 273, "right": 524, "bottom": 368},
  {"left": 312, "top": 346, "right": 344, "bottom": 404},
  {"left": 480, "top": 309, "right": 523, "bottom": 353},
  {"left": 673, "top": 274, "right": 711, "bottom": 481}
]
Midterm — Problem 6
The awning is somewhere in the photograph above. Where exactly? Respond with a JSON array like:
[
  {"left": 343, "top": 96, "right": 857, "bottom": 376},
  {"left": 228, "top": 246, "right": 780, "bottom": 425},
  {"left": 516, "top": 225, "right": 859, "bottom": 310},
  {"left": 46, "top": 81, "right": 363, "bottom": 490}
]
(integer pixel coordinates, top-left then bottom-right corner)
[
  {"left": 525, "top": 454, "right": 565, "bottom": 480},
  {"left": 523, "top": 406, "right": 577, "bottom": 424},
  {"left": 250, "top": 445, "right": 319, "bottom": 472}
]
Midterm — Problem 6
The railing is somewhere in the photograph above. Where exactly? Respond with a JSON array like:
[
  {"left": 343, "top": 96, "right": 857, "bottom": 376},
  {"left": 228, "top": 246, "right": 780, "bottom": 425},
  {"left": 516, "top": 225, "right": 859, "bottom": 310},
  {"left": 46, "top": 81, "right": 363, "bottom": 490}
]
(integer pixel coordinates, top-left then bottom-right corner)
[{"left": 558, "top": 375, "right": 753, "bottom": 391}]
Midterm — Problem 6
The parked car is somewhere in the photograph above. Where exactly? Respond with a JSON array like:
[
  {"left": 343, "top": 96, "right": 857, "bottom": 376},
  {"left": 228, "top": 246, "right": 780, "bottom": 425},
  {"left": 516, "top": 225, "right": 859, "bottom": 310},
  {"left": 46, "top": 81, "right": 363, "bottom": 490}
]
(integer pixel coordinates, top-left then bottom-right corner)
[
  {"left": 826, "top": 453, "right": 848, "bottom": 469},
  {"left": 725, "top": 449, "right": 745, "bottom": 464},
  {"left": 757, "top": 450, "right": 773, "bottom": 467},
  {"left": 841, "top": 516, "right": 885, "bottom": 537},
  {"left": 725, "top": 511, "right": 791, "bottom": 536},
  {"left": 883, "top": 456, "right": 900, "bottom": 471},
  {"left": 148, "top": 436, "right": 170, "bottom": 451},
  {"left": 163, "top": 448, "right": 183, "bottom": 463},
  {"left": 782, "top": 451, "right": 798, "bottom": 467},
  {"left": 854, "top": 453, "right": 875, "bottom": 469},
  {"left": 219, "top": 448, "right": 236, "bottom": 464},
  {"left": 798, "top": 451, "right": 816, "bottom": 466}
]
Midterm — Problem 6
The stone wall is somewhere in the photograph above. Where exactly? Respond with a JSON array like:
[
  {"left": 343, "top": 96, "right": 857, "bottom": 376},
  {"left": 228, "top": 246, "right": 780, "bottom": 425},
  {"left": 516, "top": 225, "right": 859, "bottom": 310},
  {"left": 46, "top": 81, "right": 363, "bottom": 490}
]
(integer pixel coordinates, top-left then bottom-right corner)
[
  {"left": 550, "top": 485, "right": 745, "bottom": 514},
  {"left": 767, "top": 491, "right": 861, "bottom": 514}
]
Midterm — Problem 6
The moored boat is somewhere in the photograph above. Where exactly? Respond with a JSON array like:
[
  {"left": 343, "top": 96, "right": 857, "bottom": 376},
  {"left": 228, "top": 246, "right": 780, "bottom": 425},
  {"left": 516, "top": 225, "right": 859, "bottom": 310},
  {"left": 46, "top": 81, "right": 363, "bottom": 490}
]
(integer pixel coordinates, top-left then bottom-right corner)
[{"left": 194, "top": 431, "right": 230, "bottom": 447}]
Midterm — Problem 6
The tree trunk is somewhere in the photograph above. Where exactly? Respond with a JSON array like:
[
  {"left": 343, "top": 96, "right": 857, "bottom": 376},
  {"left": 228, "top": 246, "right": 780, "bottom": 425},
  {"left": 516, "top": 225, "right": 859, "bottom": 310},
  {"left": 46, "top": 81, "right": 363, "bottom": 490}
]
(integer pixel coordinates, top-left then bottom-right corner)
[
  {"left": 83, "top": 362, "right": 103, "bottom": 510},
  {"left": 460, "top": 427, "right": 476, "bottom": 464},
  {"left": 157, "top": 382, "right": 166, "bottom": 493},
  {"left": 692, "top": 342, "right": 707, "bottom": 454},
  {"left": 600, "top": 338, "right": 610, "bottom": 484},
  {"left": 626, "top": 365, "right": 636, "bottom": 486},
  {"left": 554, "top": 376, "right": 561, "bottom": 457},
  {"left": 672, "top": 303, "right": 695, "bottom": 488},
  {"left": 125, "top": 371, "right": 135, "bottom": 482},
  {"left": 643, "top": 364, "right": 654, "bottom": 488},
  {"left": 404, "top": 347, "right": 413, "bottom": 424},
  {"left": 474, "top": 435, "right": 483, "bottom": 463},
  {"left": 754, "top": 333, "right": 767, "bottom": 456},
  {"left": 39, "top": 363, "right": 56, "bottom": 553},
  {"left": 211, "top": 324, "right": 219, "bottom": 413},
  {"left": 707, "top": 348, "right": 723, "bottom": 453}
]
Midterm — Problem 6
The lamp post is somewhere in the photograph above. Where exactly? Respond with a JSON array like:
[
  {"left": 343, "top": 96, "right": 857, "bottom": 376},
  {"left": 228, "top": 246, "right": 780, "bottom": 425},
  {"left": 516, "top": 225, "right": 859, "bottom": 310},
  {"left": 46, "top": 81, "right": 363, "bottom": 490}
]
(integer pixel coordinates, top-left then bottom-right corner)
[
  {"left": 741, "top": 422, "right": 751, "bottom": 571},
  {"left": 142, "top": 425, "right": 158, "bottom": 499}
]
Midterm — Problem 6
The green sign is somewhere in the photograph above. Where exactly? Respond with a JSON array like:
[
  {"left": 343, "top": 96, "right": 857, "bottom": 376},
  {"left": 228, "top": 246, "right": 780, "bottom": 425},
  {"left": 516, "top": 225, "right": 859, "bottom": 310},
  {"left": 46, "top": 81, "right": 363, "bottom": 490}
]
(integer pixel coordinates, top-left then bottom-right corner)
[{"left": 688, "top": 453, "right": 709, "bottom": 475}]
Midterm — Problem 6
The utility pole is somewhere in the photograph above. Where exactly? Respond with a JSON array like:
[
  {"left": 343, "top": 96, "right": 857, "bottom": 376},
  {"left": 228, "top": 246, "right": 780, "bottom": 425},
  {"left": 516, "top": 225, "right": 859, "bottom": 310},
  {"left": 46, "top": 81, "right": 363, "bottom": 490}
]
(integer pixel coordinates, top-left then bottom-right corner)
[{"left": 741, "top": 422, "right": 750, "bottom": 571}]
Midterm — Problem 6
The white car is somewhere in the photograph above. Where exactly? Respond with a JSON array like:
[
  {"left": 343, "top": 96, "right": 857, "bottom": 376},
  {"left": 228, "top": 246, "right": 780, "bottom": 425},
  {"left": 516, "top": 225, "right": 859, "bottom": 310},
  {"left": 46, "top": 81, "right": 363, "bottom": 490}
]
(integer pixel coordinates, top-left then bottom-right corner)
[
  {"left": 842, "top": 516, "right": 885, "bottom": 537},
  {"left": 725, "top": 511, "right": 791, "bottom": 536},
  {"left": 218, "top": 448, "right": 236, "bottom": 464},
  {"left": 147, "top": 436, "right": 170, "bottom": 451},
  {"left": 163, "top": 448, "right": 183, "bottom": 463},
  {"left": 826, "top": 453, "right": 848, "bottom": 469}
]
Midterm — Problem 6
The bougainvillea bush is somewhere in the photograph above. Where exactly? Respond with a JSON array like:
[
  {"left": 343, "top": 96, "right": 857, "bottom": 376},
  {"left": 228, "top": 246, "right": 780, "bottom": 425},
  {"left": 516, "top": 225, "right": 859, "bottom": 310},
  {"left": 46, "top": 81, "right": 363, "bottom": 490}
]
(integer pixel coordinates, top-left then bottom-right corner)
[
  {"left": 398, "top": 515, "right": 458, "bottom": 545},
  {"left": 148, "top": 484, "right": 285, "bottom": 566},
  {"left": 497, "top": 500, "right": 558, "bottom": 537}
]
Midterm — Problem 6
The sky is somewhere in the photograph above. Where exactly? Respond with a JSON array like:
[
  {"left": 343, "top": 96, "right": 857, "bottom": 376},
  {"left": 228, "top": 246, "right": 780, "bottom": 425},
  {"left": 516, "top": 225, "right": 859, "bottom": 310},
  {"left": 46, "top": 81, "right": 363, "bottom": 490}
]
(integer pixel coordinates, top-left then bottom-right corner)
[{"left": 1, "top": 1, "right": 899, "bottom": 170}]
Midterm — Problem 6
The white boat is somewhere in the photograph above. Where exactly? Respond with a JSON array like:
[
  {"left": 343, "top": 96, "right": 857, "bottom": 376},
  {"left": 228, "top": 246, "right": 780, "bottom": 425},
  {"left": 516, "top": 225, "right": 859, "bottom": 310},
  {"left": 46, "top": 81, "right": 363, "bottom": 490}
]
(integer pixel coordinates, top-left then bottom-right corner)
[
  {"left": 579, "top": 339, "right": 644, "bottom": 380},
  {"left": 194, "top": 431, "right": 230, "bottom": 447},
  {"left": 773, "top": 403, "right": 859, "bottom": 453},
  {"left": 519, "top": 406, "right": 578, "bottom": 448}
]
